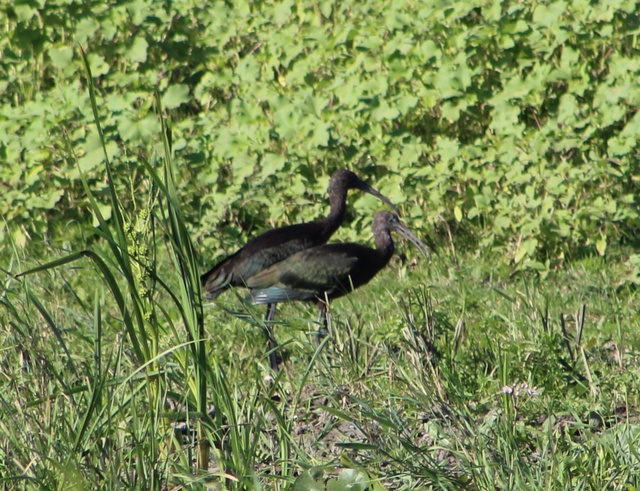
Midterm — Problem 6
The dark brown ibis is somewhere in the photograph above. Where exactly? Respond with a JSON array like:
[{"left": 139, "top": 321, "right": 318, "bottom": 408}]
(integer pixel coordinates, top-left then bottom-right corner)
[
  {"left": 201, "top": 169, "right": 399, "bottom": 368},
  {"left": 246, "top": 211, "right": 430, "bottom": 348}
]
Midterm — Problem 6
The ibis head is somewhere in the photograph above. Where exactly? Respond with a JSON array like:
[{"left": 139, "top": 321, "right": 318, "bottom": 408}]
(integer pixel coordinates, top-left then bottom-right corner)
[{"left": 326, "top": 169, "right": 400, "bottom": 219}]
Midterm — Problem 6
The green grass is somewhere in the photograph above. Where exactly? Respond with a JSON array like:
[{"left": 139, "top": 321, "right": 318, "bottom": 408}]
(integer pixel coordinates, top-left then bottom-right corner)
[{"left": 2, "top": 215, "right": 639, "bottom": 490}]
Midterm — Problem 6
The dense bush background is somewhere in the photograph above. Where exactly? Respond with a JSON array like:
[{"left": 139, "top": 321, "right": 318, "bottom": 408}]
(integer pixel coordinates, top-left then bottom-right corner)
[{"left": 1, "top": 0, "right": 639, "bottom": 268}]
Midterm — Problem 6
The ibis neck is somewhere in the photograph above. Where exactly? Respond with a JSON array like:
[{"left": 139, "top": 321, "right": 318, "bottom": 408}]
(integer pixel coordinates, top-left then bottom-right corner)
[
  {"left": 320, "top": 189, "right": 349, "bottom": 235},
  {"left": 375, "top": 232, "right": 395, "bottom": 263}
]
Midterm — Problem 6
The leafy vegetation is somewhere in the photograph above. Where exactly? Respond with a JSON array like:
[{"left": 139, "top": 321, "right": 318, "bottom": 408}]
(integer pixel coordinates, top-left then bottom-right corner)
[
  {"left": 1, "top": 0, "right": 640, "bottom": 489},
  {"left": 2, "top": 0, "right": 639, "bottom": 267}
]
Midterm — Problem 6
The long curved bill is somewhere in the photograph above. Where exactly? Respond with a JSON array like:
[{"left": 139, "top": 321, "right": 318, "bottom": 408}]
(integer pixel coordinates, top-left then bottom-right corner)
[
  {"left": 393, "top": 220, "right": 432, "bottom": 260},
  {"left": 355, "top": 179, "right": 401, "bottom": 216}
]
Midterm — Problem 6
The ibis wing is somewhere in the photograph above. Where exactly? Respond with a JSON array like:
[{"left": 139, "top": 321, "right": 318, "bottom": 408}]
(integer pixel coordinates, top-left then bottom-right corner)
[
  {"left": 246, "top": 245, "right": 367, "bottom": 304},
  {"left": 201, "top": 222, "right": 324, "bottom": 295},
  {"left": 278, "top": 248, "right": 360, "bottom": 291}
]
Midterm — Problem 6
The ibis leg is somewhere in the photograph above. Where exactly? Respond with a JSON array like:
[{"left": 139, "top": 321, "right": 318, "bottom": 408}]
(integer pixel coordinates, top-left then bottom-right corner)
[
  {"left": 265, "top": 303, "right": 279, "bottom": 370},
  {"left": 315, "top": 301, "right": 330, "bottom": 347}
]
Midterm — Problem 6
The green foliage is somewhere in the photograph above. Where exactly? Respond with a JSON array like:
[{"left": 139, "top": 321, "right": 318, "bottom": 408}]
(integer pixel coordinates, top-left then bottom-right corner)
[
  {"left": 0, "top": 76, "right": 270, "bottom": 487},
  {"left": 1, "top": 0, "right": 639, "bottom": 270},
  {"left": 292, "top": 466, "right": 383, "bottom": 491}
]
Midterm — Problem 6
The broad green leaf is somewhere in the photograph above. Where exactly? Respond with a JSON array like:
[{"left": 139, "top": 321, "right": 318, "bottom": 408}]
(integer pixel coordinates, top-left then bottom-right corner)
[
  {"left": 127, "top": 36, "right": 149, "bottom": 64},
  {"left": 14, "top": 5, "right": 36, "bottom": 21},
  {"left": 73, "top": 139, "right": 120, "bottom": 177},
  {"left": 49, "top": 45, "right": 74, "bottom": 69},
  {"left": 436, "top": 137, "right": 459, "bottom": 164},
  {"left": 118, "top": 115, "right": 160, "bottom": 142},
  {"left": 395, "top": 95, "right": 418, "bottom": 116},
  {"left": 292, "top": 469, "right": 324, "bottom": 491},
  {"left": 327, "top": 468, "right": 369, "bottom": 491},
  {"left": 29, "top": 190, "right": 64, "bottom": 210},
  {"left": 92, "top": 203, "right": 112, "bottom": 227},
  {"left": 494, "top": 215, "right": 511, "bottom": 231},
  {"left": 235, "top": 56, "right": 261, "bottom": 82},
  {"left": 524, "top": 259, "right": 548, "bottom": 271},
  {"left": 533, "top": 2, "right": 567, "bottom": 28},
  {"left": 309, "top": 121, "right": 330, "bottom": 147},
  {"left": 514, "top": 238, "right": 538, "bottom": 264},
  {"left": 127, "top": 0, "right": 149, "bottom": 25},
  {"left": 319, "top": 0, "right": 333, "bottom": 18},
  {"left": 500, "top": 20, "right": 529, "bottom": 34},
  {"left": 273, "top": 0, "right": 294, "bottom": 24},
  {"left": 418, "top": 39, "right": 440, "bottom": 60},
  {"left": 557, "top": 93, "right": 578, "bottom": 124},
  {"left": 87, "top": 53, "right": 110, "bottom": 77},
  {"left": 162, "top": 85, "right": 190, "bottom": 109},
  {"left": 260, "top": 153, "right": 287, "bottom": 179}
]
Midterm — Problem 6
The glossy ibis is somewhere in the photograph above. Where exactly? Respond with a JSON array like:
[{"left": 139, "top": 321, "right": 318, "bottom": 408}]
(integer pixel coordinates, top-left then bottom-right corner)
[
  {"left": 201, "top": 169, "right": 399, "bottom": 368},
  {"left": 246, "top": 211, "right": 429, "bottom": 347}
]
